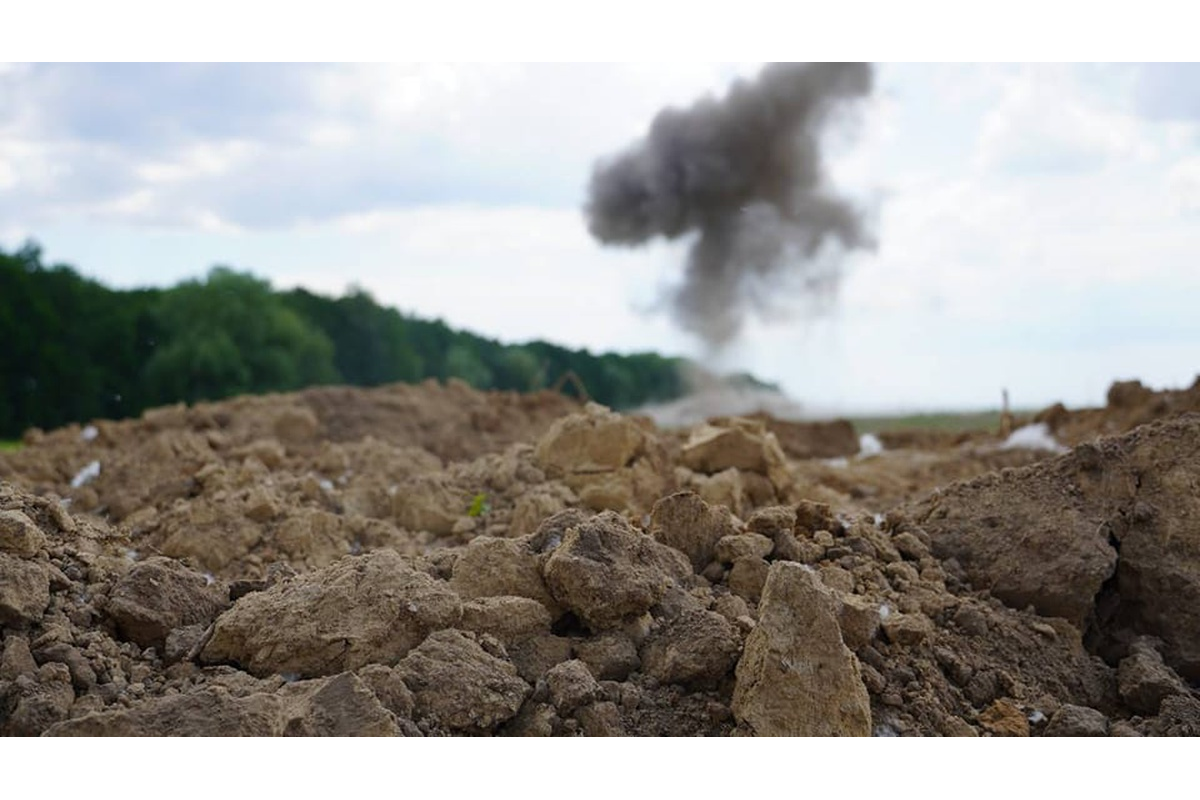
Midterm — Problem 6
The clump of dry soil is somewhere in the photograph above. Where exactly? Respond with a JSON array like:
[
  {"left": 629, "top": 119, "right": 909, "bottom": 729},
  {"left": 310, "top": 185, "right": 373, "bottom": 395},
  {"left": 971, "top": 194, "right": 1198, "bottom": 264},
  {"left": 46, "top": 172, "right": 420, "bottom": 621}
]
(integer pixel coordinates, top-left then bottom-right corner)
[{"left": 2, "top": 377, "right": 1198, "bottom": 736}]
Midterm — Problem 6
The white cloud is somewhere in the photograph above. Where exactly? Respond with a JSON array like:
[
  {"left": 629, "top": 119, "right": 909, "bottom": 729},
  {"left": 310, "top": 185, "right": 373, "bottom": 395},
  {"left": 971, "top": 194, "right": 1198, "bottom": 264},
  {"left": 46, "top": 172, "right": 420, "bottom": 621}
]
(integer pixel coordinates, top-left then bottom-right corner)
[
  {"left": 134, "top": 140, "right": 257, "bottom": 184},
  {"left": 974, "top": 65, "right": 1152, "bottom": 176},
  {"left": 1168, "top": 156, "right": 1200, "bottom": 215},
  {"left": 0, "top": 138, "right": 64, "bottom": 195},
  {"left": 1, "top": 63, "right": 768, "bottom": 233}
]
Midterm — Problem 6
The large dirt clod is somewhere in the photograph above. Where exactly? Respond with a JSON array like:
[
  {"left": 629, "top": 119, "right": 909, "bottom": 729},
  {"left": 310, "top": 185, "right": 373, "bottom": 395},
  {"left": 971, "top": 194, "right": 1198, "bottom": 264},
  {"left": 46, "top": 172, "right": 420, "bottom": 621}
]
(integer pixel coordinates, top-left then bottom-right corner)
[
  {"left": 542, "top": 510, "right": 692, "bottom": 631},
  {"left": 732, "top": 562, "right": 872, "bottom": 736},
  {"left": 104, "top": 556, "right": 229, "bottom": 650},
  {"left": 200, "top": 549, "right": 461, "bottom": 678}
]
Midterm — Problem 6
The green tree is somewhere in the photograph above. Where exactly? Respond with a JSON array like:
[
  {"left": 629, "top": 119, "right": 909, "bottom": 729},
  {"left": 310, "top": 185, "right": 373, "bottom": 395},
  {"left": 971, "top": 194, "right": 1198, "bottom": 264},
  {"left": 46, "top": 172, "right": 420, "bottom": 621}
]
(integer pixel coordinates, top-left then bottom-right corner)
[
  {"left": 495, "top": 346, "right": 542, "bottom": 392},
  {"left": 282, "top": 287, "right": 422, "bottom": 386},
  {"left": 0, "top": 241, "right": 734, "bottom": 439},
  {"left": 444, "top": 342, "right": 493, "bottom": 389},
  {"left": 141, "top": 267, "right": 338, "bottom": 404},
  {"left": 0, "top": 242, "right": 158, "bottom": 434}
]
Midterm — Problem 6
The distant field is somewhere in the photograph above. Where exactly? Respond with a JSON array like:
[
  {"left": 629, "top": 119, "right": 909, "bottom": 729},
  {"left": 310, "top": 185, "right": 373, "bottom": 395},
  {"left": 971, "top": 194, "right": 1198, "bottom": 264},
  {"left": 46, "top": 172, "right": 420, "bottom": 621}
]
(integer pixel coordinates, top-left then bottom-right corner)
[
  {"left": 848, "top": 410, "right": 1032, "bottom": 435},
  {"left": 0, "top": 439, "right": 21, "bottom": 452}
]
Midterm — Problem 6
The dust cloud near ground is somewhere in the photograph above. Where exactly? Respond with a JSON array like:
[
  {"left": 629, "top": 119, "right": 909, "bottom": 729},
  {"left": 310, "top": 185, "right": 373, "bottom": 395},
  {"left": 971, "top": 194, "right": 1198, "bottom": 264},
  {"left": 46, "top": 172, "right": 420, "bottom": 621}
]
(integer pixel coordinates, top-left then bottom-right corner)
[{"left": 2, "top": 375, "right": 1199, "bottom": 736}]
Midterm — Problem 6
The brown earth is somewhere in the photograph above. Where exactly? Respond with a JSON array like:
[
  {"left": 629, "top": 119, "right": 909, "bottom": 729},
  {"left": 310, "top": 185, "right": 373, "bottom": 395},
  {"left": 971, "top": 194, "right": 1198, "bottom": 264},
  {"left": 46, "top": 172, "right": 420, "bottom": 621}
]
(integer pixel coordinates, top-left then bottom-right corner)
[{"left": 2, "top": 376, "right": 1199, "bottom": 736}]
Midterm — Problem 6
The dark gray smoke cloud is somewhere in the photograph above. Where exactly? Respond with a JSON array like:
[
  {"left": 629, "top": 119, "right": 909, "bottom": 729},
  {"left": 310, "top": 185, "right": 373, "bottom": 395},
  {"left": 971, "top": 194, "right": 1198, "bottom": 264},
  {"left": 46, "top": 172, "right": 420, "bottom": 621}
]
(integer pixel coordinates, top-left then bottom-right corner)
[{"left": 586, "top": 63, "right": 875, "bottom": 346}]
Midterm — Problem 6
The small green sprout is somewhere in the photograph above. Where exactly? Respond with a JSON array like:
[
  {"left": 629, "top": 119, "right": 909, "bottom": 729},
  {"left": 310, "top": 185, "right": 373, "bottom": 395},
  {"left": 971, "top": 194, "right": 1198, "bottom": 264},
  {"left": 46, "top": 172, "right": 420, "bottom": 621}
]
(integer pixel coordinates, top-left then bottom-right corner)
[{"left": 467, "top": 492, "right": 491, "bottom": 518}]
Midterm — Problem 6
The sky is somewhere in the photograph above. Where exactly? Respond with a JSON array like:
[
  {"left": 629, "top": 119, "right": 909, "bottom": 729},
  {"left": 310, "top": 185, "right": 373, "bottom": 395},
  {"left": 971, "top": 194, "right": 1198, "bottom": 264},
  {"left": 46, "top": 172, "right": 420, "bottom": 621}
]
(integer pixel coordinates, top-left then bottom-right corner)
[{"left": 2, "top": 58, "right": 1199, "bottom": 414}]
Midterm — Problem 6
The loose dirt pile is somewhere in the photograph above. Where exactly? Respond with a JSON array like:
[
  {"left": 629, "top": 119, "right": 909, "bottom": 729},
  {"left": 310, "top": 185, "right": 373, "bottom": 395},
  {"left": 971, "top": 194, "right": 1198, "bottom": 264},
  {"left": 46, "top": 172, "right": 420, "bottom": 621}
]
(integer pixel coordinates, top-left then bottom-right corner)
[{"left": 2, "top": 377, "right": 1198, "bottom": 736}]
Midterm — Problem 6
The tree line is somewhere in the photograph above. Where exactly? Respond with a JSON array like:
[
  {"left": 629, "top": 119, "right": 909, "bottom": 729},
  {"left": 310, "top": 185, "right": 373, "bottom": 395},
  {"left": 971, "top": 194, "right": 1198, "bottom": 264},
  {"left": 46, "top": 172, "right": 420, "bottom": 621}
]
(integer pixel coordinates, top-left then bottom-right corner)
[{"left": 1, "top": 241, "right": 759, "bottom": 439}]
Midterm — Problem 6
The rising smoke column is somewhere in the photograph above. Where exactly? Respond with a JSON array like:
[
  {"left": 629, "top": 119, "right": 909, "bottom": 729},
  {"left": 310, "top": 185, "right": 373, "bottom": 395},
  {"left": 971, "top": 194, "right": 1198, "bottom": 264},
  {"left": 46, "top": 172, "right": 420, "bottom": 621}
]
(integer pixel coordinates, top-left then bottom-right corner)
[{"left": 586, "top": 63, "right": 875, "bottom": 347}]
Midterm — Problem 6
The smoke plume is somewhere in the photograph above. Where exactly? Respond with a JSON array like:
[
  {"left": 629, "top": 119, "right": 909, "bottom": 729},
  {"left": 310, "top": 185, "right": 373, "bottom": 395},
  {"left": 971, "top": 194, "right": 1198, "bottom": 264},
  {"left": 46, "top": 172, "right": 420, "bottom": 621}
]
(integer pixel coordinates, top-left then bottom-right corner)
[{"left": 585, "top": 62, "right": 875, "bottom": 347}]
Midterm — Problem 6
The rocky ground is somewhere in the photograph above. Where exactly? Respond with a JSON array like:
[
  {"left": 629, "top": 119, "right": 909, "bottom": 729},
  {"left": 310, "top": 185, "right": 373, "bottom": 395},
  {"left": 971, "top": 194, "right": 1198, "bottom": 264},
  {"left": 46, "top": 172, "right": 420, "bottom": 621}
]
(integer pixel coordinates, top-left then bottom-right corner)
[{"left": 2, "top": 376, "right": 1199, "bottom": 736}]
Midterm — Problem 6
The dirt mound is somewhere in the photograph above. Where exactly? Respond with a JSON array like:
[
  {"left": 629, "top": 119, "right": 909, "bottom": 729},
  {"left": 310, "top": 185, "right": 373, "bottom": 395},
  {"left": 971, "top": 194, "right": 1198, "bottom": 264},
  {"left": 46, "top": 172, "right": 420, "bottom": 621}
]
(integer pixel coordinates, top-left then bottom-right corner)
[
  {"left": 1036, "top": 377, "right": 1200, "bottom": 446},
  {"left": 3, "top": 379, "right": 1199, "bottom": 736},
  {"left": 907, "top": 413, "right": 1200, "bottom": 682},
  {"left": 722, "top": 414, "right": 860, "bottom": 461}
]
